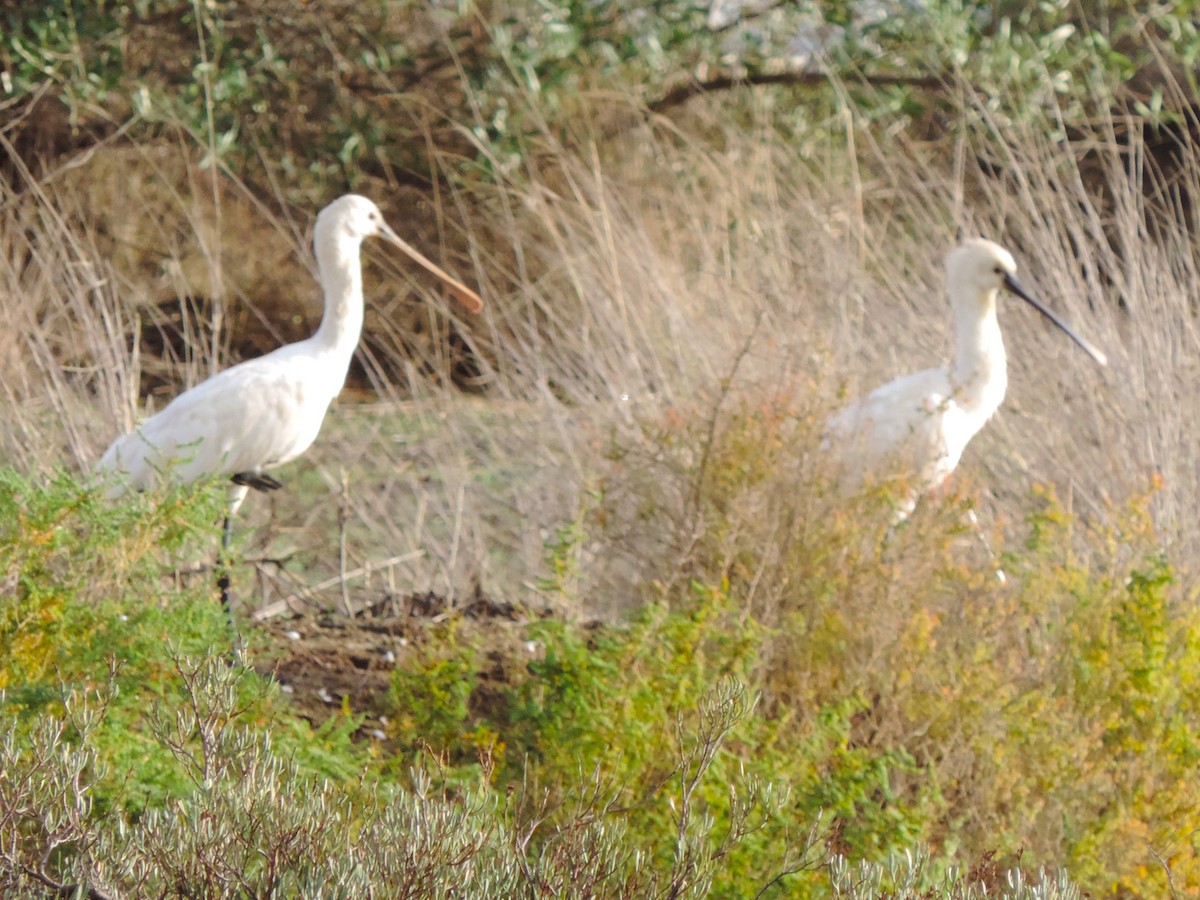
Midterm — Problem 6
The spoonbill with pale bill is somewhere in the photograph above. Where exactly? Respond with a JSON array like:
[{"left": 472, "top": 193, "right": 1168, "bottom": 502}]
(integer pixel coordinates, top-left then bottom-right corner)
[{"left": 97, "top": 194, "right": 483, "bottom": 614}]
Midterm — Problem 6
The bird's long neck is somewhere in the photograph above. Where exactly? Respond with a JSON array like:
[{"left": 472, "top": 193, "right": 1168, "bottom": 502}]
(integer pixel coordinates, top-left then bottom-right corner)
[
  {"left": 311, "top": 232, "right": 366, "bottom": 364},
  {"left": 950, "top": 286, "right": 1008, "bottom": 414}
]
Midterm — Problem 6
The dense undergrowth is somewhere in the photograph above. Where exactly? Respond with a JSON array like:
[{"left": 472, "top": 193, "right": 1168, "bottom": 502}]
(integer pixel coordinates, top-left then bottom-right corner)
[{"left": 1, "top": 413, "right": 1195, "bottom": 895}]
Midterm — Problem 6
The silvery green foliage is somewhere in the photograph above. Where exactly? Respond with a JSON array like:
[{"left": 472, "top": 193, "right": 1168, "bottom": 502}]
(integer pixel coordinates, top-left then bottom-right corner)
[
  {"left": 83, "top": 657, "right": 514, "bottom": 896},
  {"left": 0, "top": 689, "right": 108, "bottom": 897},
  {"left": 2, "top": 661, "right": 825, "bottom": 898},
  {"left": 829, "top": 846, "right": 1082, "bottom": 899}
]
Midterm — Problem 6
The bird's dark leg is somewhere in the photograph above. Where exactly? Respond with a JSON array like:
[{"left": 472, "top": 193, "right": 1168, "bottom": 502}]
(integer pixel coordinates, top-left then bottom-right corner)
[
  {"left": 217, "top": 474, "right": 282, "bottom": 663},
  {"left": 217, "top": 511, "right": 244, "bottom": 664},
  {"left": 219, "top": 512, "right": 235, "bottom": 614}
]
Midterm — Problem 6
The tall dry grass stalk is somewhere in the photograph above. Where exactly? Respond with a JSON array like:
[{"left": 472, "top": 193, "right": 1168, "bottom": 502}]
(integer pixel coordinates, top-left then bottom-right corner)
[
  {"left": 3, "top": 71, "right": 1198, "bottom": 613},
  {"left": 0, "top": 141, "right": 139, "bottom": 471}
]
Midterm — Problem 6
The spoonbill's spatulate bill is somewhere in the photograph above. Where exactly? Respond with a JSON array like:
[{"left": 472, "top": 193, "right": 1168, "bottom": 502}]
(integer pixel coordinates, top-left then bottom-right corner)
[
  {"left": 97, "top": 194, "right": 483, "bottom": 610},
  {"left": 826, "top": 238, "right": 1106, "bottom": 517}
]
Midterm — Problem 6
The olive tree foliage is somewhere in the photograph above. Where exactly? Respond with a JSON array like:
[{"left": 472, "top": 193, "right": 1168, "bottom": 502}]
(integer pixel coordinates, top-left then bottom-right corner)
[{"left": 2, "top": 1, "right": 1189, "bottom": 192}]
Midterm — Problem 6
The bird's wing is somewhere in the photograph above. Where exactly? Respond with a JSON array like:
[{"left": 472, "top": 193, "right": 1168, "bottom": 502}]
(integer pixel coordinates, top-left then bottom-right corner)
[
  {"left": 827, "top": 366, "right": 954, "bottom": 485},
  {"left": 99, "top": 351, "right": 336, "bottom": 492}
]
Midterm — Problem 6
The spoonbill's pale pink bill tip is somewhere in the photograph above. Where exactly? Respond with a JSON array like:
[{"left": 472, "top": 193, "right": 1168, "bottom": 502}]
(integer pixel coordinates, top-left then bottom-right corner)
[
  {"left": 1053, "top": 322, "right": 1107, "bottom": 367},
  {"left": 376, "top": 222, "right": 484, "bottom": 314},
  {"left": 452, "top": 284, "right": 485, "bottom": 315}
]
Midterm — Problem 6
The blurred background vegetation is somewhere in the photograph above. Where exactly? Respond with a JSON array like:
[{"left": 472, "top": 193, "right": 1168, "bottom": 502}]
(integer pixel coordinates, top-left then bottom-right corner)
[{"left": 5, "top": 0, "right": 1200, "bottom": 896}]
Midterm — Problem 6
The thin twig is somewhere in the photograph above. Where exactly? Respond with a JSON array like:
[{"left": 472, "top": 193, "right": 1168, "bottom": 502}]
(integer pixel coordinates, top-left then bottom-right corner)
[
  {"left": 649, "top": 69, "right": 946, "bottom": 114},
  {"left": 687, "top": 309, "right": 765, "bottom": 523},
  {"left": 338, "top": 468, "right": 351, "bottom": 615},
  {"left": 249, "top": 551, "right": 424, "bottom": 621}
]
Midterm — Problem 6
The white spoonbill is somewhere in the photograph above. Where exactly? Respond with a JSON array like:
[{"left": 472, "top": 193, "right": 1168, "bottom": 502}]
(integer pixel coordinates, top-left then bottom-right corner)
[
  {"left": 97, "top": 194, "right": 483, "bottom": 607},
  {"left": 826, "top": 238, "right": 1106, "bottom": 518}
]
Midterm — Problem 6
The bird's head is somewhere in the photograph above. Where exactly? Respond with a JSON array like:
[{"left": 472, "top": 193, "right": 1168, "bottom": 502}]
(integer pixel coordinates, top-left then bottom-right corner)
[
  {"left": 318, "top": 194, "right": 391, "bottom": 242},
  {"left": 315, "top": 194, "right": 484, "bottom": 313},
  {"left": 945, "top": 237, "right": 1107, "bottom": 366},
  {"left": 945, "top": 239, "right": 1018, "bottom": 308}
]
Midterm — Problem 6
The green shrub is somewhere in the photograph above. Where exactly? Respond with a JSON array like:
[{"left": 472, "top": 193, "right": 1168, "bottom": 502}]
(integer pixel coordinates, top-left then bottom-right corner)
[
  {"left": 0, "top": 467, "right": 225, "bottom": 687},
  {"left": 388, "top": 622, "right": 479, "bottom": 756}
]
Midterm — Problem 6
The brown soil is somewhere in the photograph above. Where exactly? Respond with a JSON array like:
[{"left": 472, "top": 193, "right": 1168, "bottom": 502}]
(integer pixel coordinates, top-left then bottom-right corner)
[{"left": 250, "top": 591, "right": 551, "bottom": 739}]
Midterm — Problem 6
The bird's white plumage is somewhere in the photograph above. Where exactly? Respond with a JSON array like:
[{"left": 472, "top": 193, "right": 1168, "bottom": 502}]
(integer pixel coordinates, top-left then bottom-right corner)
[
  {"left": 98, "top": 193, "right": 482, "bottom": 503},
  {"left": 100, "top": 343, "right": 342, "bottom": 488},
  {"left": 829, "top": 368, "right": 970, "bottom": 497},
  {"left": 827, "top": 238, "right": 1104, "bottom": 516}
]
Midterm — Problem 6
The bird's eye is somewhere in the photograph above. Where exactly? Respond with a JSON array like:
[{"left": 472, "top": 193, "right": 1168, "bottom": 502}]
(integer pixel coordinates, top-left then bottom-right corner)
[{"left": 993, "top": 265, "right": 1002, "bottom": 274}]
